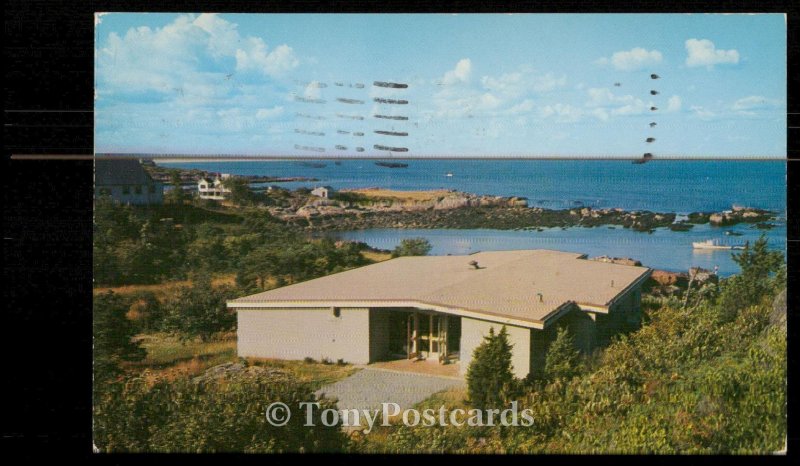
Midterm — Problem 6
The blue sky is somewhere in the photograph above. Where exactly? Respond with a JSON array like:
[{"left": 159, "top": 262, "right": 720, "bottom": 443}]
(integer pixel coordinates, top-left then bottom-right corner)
[{"left": 95, "top": 13, "right": 786, "bottom": 157}]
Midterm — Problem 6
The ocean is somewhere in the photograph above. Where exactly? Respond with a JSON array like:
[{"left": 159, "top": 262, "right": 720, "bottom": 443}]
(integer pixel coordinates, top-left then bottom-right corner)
[{"left": 161, "top": 159, "right": 787, "bottom": 275}]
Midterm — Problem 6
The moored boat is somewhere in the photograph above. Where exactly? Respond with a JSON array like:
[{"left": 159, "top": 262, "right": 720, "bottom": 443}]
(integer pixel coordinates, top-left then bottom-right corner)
[{"left": 692, "top": 239, "right": 744, "bottom": 250}]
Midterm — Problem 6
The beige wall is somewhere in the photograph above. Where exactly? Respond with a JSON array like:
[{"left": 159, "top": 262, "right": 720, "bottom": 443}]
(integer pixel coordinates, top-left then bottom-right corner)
[
  {"left": 459, "top": 317, "right": 531, "bottom": 379},
  {"left": 236, "top": 307, "right": 371, "bottom": 364}
]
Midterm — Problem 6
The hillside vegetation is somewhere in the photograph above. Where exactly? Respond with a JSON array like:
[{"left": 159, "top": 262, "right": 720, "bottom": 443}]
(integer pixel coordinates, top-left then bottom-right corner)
[{"left": 356, "top": 237, "right": 787, "bottom": 454}]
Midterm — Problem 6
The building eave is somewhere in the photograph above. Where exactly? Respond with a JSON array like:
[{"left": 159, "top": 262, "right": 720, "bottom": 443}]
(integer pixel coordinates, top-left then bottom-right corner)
[
  {"left": 605, "top": 267, "right": 653, "bottom": 308},
  {"left": 228, "top": 298, "right": 548, "bottom": 330}
]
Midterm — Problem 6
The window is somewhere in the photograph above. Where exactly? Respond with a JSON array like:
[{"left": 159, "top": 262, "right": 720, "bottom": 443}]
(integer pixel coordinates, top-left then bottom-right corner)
[
  {"left": 332, "top": 307, "right": 341, "bottom": 318},
  {"left": 99, "top": 187, "right": 111, "bottom": 196},
  {"left": 148, "top": 185, "right": 156, "bottom": 194},
  {"left": 135, "top": 185, "right": 143, "bottom": 194},
  {"left": 122, "top": 186, "right": 130, "bottom": 195}
]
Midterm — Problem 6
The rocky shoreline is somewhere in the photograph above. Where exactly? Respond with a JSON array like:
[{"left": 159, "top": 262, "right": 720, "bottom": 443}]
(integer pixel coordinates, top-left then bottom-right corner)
[
  {"left": 277, "top": 199, "right": 776, "bottom": 234},
  {"left": 289, "top": 205, "right": 682, "bottom": 232}
]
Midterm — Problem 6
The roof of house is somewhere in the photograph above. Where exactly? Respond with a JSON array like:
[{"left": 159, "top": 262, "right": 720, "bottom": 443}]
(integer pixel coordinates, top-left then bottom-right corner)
[
  {"left": 228, "top": 249, "right": 652, "bottom": 328},
  {"left": 95, "top": 159, "right": 156, "bottom": 186}
]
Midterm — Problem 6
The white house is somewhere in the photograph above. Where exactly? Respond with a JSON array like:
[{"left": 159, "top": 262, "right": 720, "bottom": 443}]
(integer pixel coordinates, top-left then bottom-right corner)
[
  {"left": 228, "top": 249, "right": 652, "bottom": 379},
  {"left": 198, "top": 174, "right": 232, "bottom": 200},
  {"left": 311, "top": 186, "right": 334, "bottom": 198}
]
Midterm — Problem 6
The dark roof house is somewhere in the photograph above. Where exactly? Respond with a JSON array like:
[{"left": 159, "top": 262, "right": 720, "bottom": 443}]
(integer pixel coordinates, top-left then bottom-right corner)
[{"left": 95, "top": 158, "right": 163, "bottom": 205}]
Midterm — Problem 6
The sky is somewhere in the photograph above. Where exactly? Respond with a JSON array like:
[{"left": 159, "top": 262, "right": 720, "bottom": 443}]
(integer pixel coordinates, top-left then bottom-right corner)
[{"left": 95, "top": 13, "right": 787, "bottom": 158}]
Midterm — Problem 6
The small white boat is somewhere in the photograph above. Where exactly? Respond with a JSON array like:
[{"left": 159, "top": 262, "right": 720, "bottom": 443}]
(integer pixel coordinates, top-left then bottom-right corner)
[
  {"left": 445, "top": 172, "right": 453, "bottom": 177},
  {"left": 692, "top": 239, "right": 744, "bottom": 250}
]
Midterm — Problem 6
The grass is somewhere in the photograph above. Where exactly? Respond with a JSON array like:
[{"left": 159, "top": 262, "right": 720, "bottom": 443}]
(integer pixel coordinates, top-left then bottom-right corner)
[
  {"left": 412, "top": 386, "right": 468, "bottom": 412},
  {"left": 345, "top": 188, "right": 452, "bottom": 202},
  {"left": 94, "top": 274, "right": 236, "bottom": 299},
  {"left": 245, "top": 358, "right": 361, "bottom": 390},
  {"left": 129, "top": 332, "right": 237, "bottom": 383},
  {"left": 136, "top": 332, "right": 237, "bottom": 367},
  {"left": 127, "top": 332, "right": 359, "bottom": 389},
  {"left": 361, "top": 250, "right": 393, "bottom": 262}
]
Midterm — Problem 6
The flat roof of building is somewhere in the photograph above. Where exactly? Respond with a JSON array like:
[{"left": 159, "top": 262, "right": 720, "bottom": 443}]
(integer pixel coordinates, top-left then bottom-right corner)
[{"left": 228, "top": 249, "right": 652, "bottom": 328}]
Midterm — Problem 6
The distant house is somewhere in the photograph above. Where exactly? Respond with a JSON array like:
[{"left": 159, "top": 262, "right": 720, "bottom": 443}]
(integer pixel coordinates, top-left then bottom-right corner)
[
  {"left": 94, "top": 158, "right": 163, "bottom": 205},
  {"left": 229, "top": 249, "right": 652, "bottom": 379},
  {"left": 198, "top": 174, "right": 232, "bottom": 200},
  {"left": 311, "top": 186, "right": 334, "bottom": 198}
]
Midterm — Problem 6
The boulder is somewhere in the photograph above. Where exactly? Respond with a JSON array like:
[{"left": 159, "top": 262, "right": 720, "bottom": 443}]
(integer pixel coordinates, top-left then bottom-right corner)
[{"left": 770, "top": 289, "right": 787, "bottom": 331}]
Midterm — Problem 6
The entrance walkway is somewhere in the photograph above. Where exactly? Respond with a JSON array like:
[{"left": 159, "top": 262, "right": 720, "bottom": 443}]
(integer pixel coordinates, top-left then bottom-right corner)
[{"left": 315, "top": 367, "right": 464, "bottom": 414}]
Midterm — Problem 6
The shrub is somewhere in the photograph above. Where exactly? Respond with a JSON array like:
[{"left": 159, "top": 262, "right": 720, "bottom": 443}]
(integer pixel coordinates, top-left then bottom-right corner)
[
  {"left": 160, "top": 275, "right": 236, "bottom": 341},
  {"left": 93, "top": 375, "right": 347, "bottom": 453},
  {"left": 391, "top": 237, "right": 432, "bottom": 258},
  {"left": 94, "top": 291, "right": 146, "bottom": 382},
  {"left": 544, "top": 327, "right": 582, "bottom": 382},
  {"left": 465, "top": 326, "right": 518, "bottom": 410}
]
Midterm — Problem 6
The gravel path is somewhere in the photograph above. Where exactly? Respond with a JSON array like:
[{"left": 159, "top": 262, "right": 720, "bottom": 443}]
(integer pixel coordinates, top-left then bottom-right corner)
[{"left": 315, "top": 368, "right": 464, "bottom": 413}]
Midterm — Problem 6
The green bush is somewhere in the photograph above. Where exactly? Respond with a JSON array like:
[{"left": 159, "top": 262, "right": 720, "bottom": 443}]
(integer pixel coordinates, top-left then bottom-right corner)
[
  {"left": 94, "top": 291, "right": 146, "bottom": 382},
  {"left": 466, "top": 326, "right": 518, "bottom": 410},
  {"left": 544, "top": 327, "right": 582, "bottom": 382},
  {"left": 160, "top": 275, "right": 236, "bottom": 341},
  {"left": 93, "top": 375, "right": 347, "bottom": 453},
  {"left": 391, "top": 237, "right": 432, "bottom": 258}
]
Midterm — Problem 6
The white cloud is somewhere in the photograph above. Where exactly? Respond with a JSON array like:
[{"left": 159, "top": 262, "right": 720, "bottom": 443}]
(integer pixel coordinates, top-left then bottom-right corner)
[
  {"left": 596, "top": 47, "right": 663, "bottom": 71},
  {"left": 235, "top": 39, "right": 299, "bottom": 76},
  {"left": 590, "top": 108, "right": 609, "bottom": 122},
  {"left": 583, "top": 87, "right": 664, "bottom": 119},
  {"left": 256, "top": 106, "right": 284, "bottom": 119},
  {"left": 732, "top": 95, "right": 781, "bottom": 111},
  {"left": 302, "top": 82, "right": 323, "bottom": 100},
  {"left": 586, "top": 88, "right": 648, "bottom": 116},
  {"left": 98, "top": 13, "right": 299, "bottom": 100},
  {"left": 432, "top": 63, "right": 562, "bottom": 119},
  {"left": 539, "top": 103, "right": 584, "bottom": 123},
  {"left": 481, "top": 69, "right": 566, "bottom": 97},
  {"left": 442, "top": 58, "right": 472, "bottom": 85},
  {"left": 666, "top": 95, "right": 682, "bottom": 112},
  {"left": 507, "top": 99, "right": 535, "bottom": 115},
  {"left": 690, "top": 105, "right": 716, "bottom": 120},
  {"left": 685, "top": 39, "right": 739, "bottom": 68}
]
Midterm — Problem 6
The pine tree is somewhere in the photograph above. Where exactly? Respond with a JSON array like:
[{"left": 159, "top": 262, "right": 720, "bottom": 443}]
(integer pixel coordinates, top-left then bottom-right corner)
[
  {"left": 544, "top": 326, "right": 581, "bottom": 381},
  {"left": 466, "top": 326, "right": 516, "bottom": 410},
  {"left": 719, "top": 234, "right": 784, "bottom": 322}
]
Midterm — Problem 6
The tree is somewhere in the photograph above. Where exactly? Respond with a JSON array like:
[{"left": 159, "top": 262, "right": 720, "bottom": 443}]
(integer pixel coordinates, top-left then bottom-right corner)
[
  {"left": 391, "top": 237, "right": 432, "bottom": 258},
  {"left": 222, "top": 176, "right": 256, "bottom": 206},
  {"left": 718, "top": 235, "right": 784, "bottom": 322},
  {"left": 125, "top": 291, "right": 164, "bottom": 333},
  {"left": 164, "top": 170, "right": 187, "bottom": 204},
  {"left": 465, "top": 326, "right": 517, "bottom": 410},
  {"left": 161, "top": 275, "right": 236, "bottom": 341},
  {"left": 544, "top": 326, "right": 581, "bottom": 381},
  {"left": 94, "top": 291, "right": 146, "bottom": 382}
]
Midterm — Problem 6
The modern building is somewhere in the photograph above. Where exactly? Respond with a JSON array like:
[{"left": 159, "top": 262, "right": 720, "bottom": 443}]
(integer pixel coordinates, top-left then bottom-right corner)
[
  {"left": 94, "top": 158, "right": 163, "bottom": 205},
  {"left": 228, "top": 249, "right": 652, "bottom": 378},
  {"left": 198, "top": 174, "right": 232, "bottom": 200},
  {"left": 311, "top": 186, "right": 334, "bottom": 198}
]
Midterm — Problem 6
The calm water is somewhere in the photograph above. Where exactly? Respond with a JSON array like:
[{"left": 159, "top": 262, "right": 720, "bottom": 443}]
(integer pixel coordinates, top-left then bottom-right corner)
[
  {"left": 163, "top": 159, "right": 787, "bottom": 274},
  {"left": 332, "top": 224, "right": 786, "bottom": 277}
]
